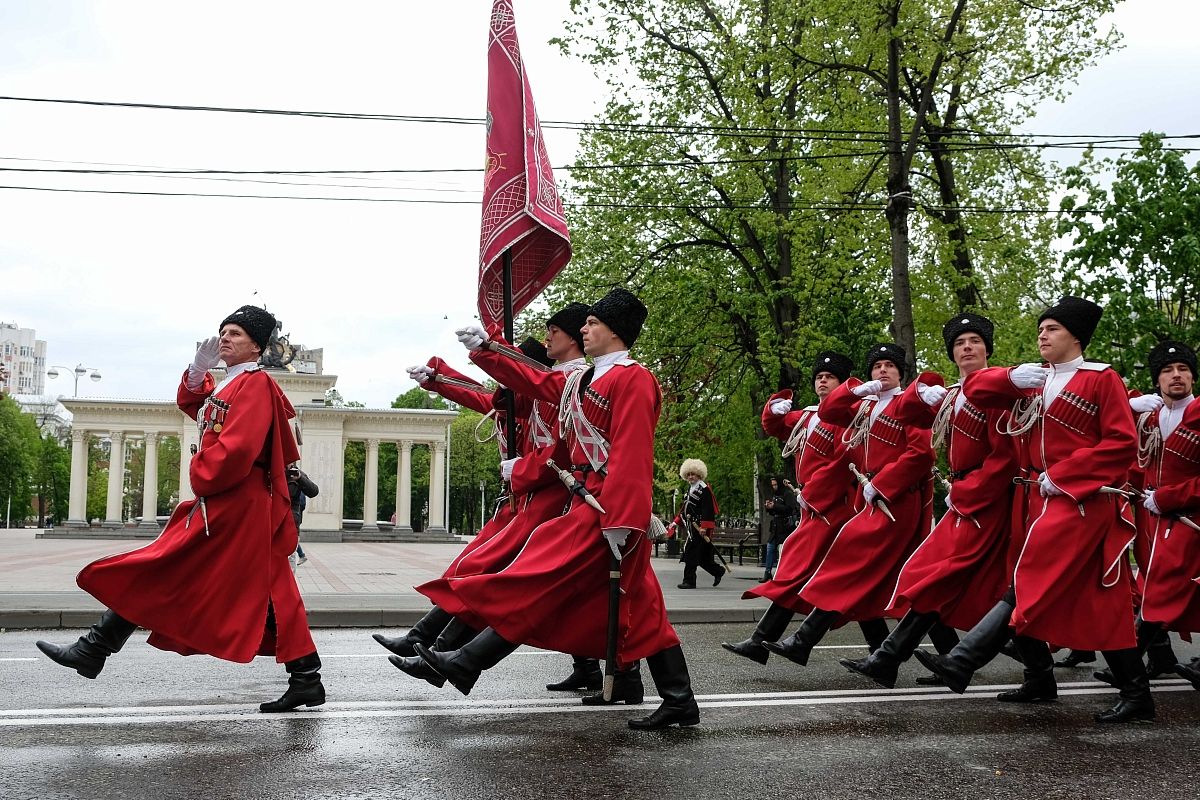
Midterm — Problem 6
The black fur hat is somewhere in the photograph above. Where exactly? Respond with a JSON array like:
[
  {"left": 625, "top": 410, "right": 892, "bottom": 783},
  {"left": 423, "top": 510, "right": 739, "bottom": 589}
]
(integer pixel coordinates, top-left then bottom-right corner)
[
  {"left": 865, "top": 343, "right": 906, "bottom": 376},
  {"left": 219, "top": 305, "right": 277, "bottom": 352},
  {"left": 942, "top": 312, "right": 995, "bottom": 361},
  {"left": 518, "top": 338, "right": 555, "bottom": 368},
  {"left": 589, "top": 288, "right": 648, "bottom": 348},
  {"left": 1148, "top": 340, "right": 1197, "bottom": 385},
  {"left": 545, "top": 301, "right": 590, "bottom": 352},
  {"left": 811, "top": 351, "right": 854, "bottom": 383},
  {"left": 1038, "top": 296, "right": 1103, "bottom": 350}
]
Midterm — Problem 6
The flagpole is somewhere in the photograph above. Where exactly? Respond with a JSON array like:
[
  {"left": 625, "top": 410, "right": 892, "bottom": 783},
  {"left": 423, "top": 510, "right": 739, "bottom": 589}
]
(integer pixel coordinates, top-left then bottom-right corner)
[{"left": 502, "top": 247, "right": 518, "bottom": 486}]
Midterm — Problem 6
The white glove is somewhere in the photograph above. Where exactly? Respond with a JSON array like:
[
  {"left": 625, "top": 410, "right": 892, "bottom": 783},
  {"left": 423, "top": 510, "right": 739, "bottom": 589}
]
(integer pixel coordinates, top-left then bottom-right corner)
[
  {"left": 603, "top": 528, "right": 631, "bottom": 561},
  {"left": 1038, "top": 473, "right": 1065, "bottom": 497},
  {"left": 1011, "top": 363, "right": 1050, "bottom": 390},
  {"left": 863, "top": 482, "right": 880, "bottom": 505},
  {"left": 853, "top": 380, "right": 884, "bottom": 398},
  {"left": 407, "top": 365, "right": 433, "bottom": 385},
  {"left": 500, "top": 457, "right": 519, "bottom": 481},
  {"left": 1143, "top": 489, "right": 1161, "bottom": 516},
  {"left": 187, "top": 335, "right": 222, "bottom": 389},
  {"left": 192, "top": 336, "right": 221, "bottom": 371},
  {"left": 918, "top": 383, "right": 948, "bottom": 407},
  {"left": 769, "top": 398, "right": 793, "bottom": 416},
  {"left": 455, "top": 324, "right": 489, "bottom": 351},
  {"left": 795, "top": 490, "right": 809, "bottom": 510},
  {"left": 1130, "top": 394, "right": 1164, "bottom": 414},
  {"left": 944, "top": 490, "right": 956, "bottom": 514}
]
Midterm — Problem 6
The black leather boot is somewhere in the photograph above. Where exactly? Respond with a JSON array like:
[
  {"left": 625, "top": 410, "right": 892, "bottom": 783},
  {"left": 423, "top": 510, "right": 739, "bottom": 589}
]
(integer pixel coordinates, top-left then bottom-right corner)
[
  {"left": 547, "top": 656, "right": 603, "bottom": 691},
  {"left": 1144, "top": 625, "right": 1178, "bottom": 678},
  {"left": 387, "top": 618, "right": 479, "bottom": 689},
  {"left": 1173, "top": 656, "right": 1200, "bottom": 689},
  {"left": 762, "top": 608, "right": 838, "bottom": 666},
  {"left": 260, "top": 652, "right": 326, "bottom": 712},
  {"left": 721, "top": 604, "right": 795, "bottom": 665},
  {"left": 415, "top": 627, "right": 519, "bottom": 696},
  {"left": 372, "top": 606, "right": 454, "bottom": 657},
  {"left": 36, "top": 609, "right": 137, "bottom": 679},
  {"left": 1093, "top": 617, "right": 1168, "bottom": 685},
  {"left": 1053, "top": 649, "right": 1096, "bottom": 668},
  {"left": 858, "top": 618, "right": 891, "bottom": 654},
  {"left": 912, "top": 597, "right": 1014, "bottom": 694},
  {"left": 628, "top": 646, "right": 700, "bottom": 730},
  {"left": 582, "top": 662, "right": 645, "bottom": 705},
  {"left": 1095, "top": 648, "right": 1155, "bottom": 723},
  {"left": 997, "top": 636, "right": 1057, "bottom": 702},
  {"left": 840, "top": 610, "right": 939, "bottom": 689},
  {"left": 759, "top": 570, "right": 773, "bottom": 583}
]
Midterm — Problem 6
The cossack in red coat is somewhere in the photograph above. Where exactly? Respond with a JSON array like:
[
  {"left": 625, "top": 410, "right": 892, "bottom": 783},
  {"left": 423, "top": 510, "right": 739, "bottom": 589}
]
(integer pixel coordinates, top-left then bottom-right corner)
[
  {"left": 798, "top": 379, "right": 935, "bottom": 620},
  {"left": 1132, "top": 396, "right": 1200, "bottom": 635},
  {"left": 744, "top": 389, "right": 858, "bottom": 613},
  {"left": 886, "top": 375, "right": 1018, "bottom": 630},
  {"left": 428, "top": 351, "right": 680, "bottom": 667},
  {"left": 964, "top": 362, "right": 1138, "bottom": 651},
  {"left": 417, "top": 344, "right": 577, "bottom": 621},
  {"left": 77, "top": 368, "right": 316, "bottom": 664}
]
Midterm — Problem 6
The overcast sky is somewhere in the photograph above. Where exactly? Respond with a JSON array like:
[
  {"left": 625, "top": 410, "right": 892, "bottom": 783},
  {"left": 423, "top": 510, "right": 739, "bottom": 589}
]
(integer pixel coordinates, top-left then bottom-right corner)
[{"left": 2, "top": 1, "right": 1197, "bottom": 407}]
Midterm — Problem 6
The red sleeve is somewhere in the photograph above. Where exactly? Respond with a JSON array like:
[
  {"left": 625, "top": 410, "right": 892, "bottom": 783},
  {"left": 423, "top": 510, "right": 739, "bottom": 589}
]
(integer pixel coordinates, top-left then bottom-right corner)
[
  {"left": 1045, "top": 370, "right": 1138, "bottom": 501},
  {"left": 871, "top": 422, "right": 936, "bottom": 503},
  {"left": 950, "top": 408, "right": 1019, "bottom": 518},
  {"left": 889, "top": 372, "right": 946, "bottom": 429},
  {"left": 189, "top": 372, "right": 273, "bottom": 497},
  {"left": 962, "top": 366, "right": 1030, "bottom": 411},
  {"left": 596, "top": 366, "right": 659, "bottom": 533},
  {"left": 424, "top": 357, "right": 495, "bottom": 415},
  {"left": 176, "top": 368, "right": 214, "bottom": 420},
  {"left": 470, "top": 343, "right": 565, "bottom": 404},
  {"left": 819, "top": 378, "right": 864, "bottom": 427},
  {"left": 761, "top": 389, "right": 795, "bottom": 441},
  {"left": 510, "top": 440, "right": 569, "bottom": 495}
]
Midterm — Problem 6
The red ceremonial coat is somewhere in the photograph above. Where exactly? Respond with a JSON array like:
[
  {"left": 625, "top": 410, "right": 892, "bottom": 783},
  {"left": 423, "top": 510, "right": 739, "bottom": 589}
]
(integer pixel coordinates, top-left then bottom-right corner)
[
  {"left": 886, "top": 375, "right": 1018, "bottom": 630},
  {"left": 421, "top": 356, "right": 527, "bottom": 580},
  {"left": 77, "top": 368, "right": 316, "bottom": 664},
  {"left": 1133, "top": 397, "right": 1200, "bottom": 634},
  {"left": 744, "top": 389, "right": 858, "bottom": 613},
  {"left": 964, "top": 362, "right": 1138, "bottom": 651},
  {"left": 417, "top": 345, "right": 575, "bottom": 615},
  {"left": 429, "top": 351, "right": 680, "bottom": 667},
  {"left": 797, "top": 379, "right": 935, "bottom": 620}
]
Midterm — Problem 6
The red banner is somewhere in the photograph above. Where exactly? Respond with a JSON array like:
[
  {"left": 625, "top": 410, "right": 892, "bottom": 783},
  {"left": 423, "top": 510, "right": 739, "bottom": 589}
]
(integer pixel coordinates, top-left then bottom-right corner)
[{"left": 478, "top": 0, "right": 572, "bottom": 331}]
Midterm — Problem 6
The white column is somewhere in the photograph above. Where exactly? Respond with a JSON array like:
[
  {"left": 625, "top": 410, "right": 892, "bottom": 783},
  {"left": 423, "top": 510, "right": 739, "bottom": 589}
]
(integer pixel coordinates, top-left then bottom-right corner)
[
  {"left": 362, "top": 438, "right": 380, "bottom": 530},
  {"left": 103, "top": 431, "right": 125, "bottom": 527},
  {"left": 428, "top": 441, "right": 447, "bottom": 531},
  {"left": 139, "top": 432, "right": 160, "bottom": 528},
  {"left": 396, "top": 439, "right": 413, "bottom": 529},
  {"left": 179, "top": 422, "right": 199, "bottom": 502},
  {"left": 66, "top": 428, "right": 89, "bottom": 526}
]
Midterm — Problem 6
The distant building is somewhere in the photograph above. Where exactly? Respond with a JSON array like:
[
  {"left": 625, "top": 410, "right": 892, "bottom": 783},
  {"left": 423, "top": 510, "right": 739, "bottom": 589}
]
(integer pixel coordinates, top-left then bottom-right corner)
[
  {"left": 0, "top": 322, "right": 48, "bottom": 395},
  {"left": 12, "top": 394, "right": 72, "bottom": 440}
]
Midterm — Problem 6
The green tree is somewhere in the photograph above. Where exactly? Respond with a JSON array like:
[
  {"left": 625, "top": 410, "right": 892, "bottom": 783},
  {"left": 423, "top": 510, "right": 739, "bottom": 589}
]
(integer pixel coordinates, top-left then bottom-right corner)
[
  {"left": 1060, "top": 133, "right": 1200, "bottom": 380},
  {"left": 0, "top": 394, "right": 39, "bottom": 525}
]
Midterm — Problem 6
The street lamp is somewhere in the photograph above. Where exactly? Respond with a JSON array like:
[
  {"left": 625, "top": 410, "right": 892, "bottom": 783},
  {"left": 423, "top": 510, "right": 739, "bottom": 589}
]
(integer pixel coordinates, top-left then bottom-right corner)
[{"left": 46, "top": 363, "right": 102, "bottom": 397}]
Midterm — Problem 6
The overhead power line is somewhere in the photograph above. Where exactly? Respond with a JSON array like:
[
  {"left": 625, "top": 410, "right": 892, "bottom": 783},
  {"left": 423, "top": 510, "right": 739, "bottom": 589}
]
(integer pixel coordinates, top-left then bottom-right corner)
[{"left": 0, "top": 94, "right": 1196, "bottom": 147}]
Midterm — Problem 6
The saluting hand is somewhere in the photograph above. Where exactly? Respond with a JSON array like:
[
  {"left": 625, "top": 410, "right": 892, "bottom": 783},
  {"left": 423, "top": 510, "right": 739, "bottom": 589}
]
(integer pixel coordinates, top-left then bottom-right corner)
[
  {"left": 407, "top": 365, "right": 434, "bottom": 385},
  {"left": 1129, "top": 394, "right": 1164, "bottom": 414},
  {"left": 917, "top": 383, "right": 948, "bottom": 407},
  {"left": 455, "top": 324, "right": 489, "bottom": 351},
  {"left": 769, "top": 398, "right": 793, "bottom": 415},
  {"left": 192, "top": 336, "right": 221, "bottom": 371},
  {"left": 852, "top": 380, "right": 883, "bottom": 398}
]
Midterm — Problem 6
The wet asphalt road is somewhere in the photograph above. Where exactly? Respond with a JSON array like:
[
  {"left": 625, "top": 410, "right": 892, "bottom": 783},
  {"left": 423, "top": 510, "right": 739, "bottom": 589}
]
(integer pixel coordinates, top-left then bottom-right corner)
[{"left": 2, "top": 624, "right": 1198, "bottom": 800}]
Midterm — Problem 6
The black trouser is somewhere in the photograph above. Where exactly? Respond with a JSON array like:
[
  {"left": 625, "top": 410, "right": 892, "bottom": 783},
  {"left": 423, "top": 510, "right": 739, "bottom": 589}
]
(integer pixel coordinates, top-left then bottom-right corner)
[{"left": 682, "top": 536, "right": 722, "bottom": 582}]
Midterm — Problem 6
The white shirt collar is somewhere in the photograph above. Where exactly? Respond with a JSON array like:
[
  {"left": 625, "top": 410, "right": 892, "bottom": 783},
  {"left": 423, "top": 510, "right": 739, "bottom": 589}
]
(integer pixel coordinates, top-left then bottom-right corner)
[
  {"left": 592, "top": 349, "right": 629, "bottom": 380},
  {"left": 1160, "top": 394, "right": 1195, "bottom": 438},
  {"left": 870, "top": 385, "right": 901, "bottom": 420}
]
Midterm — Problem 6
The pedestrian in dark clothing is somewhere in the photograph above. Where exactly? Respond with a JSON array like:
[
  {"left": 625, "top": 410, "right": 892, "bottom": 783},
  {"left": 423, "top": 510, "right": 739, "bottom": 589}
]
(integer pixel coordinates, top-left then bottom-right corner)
[
  {"left": 288, "top": 465, "right": 318, "bottom": 565},
  {"left": 762, "top": 476, "right": 796, "bottom": 582}
]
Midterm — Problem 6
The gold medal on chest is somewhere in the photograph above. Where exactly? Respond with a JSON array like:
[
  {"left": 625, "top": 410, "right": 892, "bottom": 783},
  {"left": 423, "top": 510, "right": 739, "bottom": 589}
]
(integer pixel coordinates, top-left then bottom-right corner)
[{"left": 213, "top": 423, "right": 223, "bottom": 433}]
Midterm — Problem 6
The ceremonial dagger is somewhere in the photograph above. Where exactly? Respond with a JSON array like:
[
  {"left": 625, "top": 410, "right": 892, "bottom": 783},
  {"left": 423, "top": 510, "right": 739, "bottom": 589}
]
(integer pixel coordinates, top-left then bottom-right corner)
[
  {"left": 848, "top": 462, "right": 896, "bottom": 522},
  {"left": 932, "top": 467, "right": 980, "bottom": 529},
  {"left": 546, "top": 459, "right": 606, "bottom": 514}
]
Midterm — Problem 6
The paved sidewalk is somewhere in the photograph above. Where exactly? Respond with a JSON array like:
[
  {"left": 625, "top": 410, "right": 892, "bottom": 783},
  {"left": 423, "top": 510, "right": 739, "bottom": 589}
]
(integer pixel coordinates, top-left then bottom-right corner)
[{"left": 0, "top": 530, "right": 771, "bottom": 629}]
